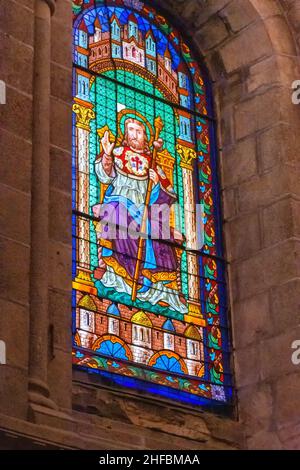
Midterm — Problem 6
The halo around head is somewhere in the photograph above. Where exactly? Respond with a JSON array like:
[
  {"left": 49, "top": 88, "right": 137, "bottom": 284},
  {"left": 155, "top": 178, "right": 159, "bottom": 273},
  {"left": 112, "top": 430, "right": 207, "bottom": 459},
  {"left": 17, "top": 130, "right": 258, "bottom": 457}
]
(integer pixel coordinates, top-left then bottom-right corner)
[{"left": 117, "top": 109, "right": 154, "bottom": 147}]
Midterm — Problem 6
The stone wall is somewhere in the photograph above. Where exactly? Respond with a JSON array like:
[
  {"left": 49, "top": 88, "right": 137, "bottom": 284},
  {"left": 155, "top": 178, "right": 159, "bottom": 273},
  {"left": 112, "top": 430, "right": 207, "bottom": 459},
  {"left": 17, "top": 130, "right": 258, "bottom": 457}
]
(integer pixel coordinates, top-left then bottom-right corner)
[
  {"left": 0, "top": 0, "right": 299, "bottom": 450},
  {"left": 159, "top": 0, "right": 300, "bottom": 449},
  {"left": 0, "top": 0, "right": 34, "bottom": 420}
]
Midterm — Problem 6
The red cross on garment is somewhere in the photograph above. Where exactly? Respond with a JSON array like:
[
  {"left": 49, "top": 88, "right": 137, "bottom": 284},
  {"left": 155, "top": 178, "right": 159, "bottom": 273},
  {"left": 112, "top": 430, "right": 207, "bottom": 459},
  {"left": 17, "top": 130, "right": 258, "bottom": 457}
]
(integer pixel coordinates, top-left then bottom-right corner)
[{"left": 131, "top": 155, "right": 143, "bottom": 171}]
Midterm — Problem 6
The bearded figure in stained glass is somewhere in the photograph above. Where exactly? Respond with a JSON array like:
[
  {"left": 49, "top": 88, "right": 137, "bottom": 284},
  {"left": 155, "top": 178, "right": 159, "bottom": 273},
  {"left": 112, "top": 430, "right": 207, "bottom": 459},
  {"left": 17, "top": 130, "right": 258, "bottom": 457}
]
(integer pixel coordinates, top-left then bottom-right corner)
[{"left": 93, "top": 116, "right": 188, "bottom": 314}]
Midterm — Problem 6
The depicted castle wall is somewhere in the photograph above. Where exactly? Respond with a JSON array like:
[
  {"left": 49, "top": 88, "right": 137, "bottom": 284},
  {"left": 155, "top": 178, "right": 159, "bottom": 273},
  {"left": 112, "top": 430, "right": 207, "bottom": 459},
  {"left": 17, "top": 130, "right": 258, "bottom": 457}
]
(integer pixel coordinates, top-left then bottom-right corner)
[{"left": 76, "top": 11, "right": 180, "bottom": 103}]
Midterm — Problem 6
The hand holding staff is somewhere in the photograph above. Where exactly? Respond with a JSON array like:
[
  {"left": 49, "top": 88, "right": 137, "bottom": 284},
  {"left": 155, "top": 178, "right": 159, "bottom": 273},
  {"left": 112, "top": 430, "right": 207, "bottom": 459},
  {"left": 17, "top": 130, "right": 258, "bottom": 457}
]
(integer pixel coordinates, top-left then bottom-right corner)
[{"left": 131, "top": 116, "right": 164, "bottom": 302}]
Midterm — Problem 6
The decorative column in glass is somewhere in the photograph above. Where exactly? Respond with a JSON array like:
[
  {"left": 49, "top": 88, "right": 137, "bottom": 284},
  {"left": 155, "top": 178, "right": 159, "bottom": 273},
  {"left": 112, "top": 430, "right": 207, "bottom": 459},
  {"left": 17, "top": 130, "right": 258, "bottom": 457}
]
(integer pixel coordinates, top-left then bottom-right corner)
[
  {"left": 72, "top": 69, "right": 97, "bottom": 295},
  {"left": 176, "top": 141, "right": 204, "bottom": 326}
]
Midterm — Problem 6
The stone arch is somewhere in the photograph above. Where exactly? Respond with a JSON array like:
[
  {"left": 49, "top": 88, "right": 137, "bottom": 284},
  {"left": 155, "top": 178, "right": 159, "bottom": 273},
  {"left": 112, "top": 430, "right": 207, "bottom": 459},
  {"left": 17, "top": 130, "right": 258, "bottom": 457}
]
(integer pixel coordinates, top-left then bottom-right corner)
[
  {"left": 156, "top": 0, "right": 299, "bottom": 107},
  {"left": 155, "top": 0, "right": 300, "bottom": 450}
]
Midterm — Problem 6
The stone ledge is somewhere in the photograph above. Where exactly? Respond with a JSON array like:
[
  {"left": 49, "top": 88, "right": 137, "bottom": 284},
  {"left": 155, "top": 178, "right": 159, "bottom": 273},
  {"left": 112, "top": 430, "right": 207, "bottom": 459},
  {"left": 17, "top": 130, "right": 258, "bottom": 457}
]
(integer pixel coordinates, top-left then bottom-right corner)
[
  {"left": 0, "top": 397, "right": 243, "bottom": 450},
  {"left": 71, "top": 379, "right": 244, "bottom": 449}
]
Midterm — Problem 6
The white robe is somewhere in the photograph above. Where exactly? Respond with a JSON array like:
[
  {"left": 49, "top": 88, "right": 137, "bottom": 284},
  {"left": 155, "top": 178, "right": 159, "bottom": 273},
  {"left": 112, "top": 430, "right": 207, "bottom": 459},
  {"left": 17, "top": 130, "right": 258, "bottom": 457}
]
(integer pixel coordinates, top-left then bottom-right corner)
[{"left": 94, "top": 154, "right": 188, "bottom": 314}]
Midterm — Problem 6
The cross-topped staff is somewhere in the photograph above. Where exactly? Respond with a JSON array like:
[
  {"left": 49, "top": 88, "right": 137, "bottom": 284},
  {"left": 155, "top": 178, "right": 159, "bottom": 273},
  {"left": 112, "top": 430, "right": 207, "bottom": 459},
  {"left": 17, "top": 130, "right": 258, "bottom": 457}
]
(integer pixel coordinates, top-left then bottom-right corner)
[{"left": 131, "top": 116, "right": 164, "bottom": 302}]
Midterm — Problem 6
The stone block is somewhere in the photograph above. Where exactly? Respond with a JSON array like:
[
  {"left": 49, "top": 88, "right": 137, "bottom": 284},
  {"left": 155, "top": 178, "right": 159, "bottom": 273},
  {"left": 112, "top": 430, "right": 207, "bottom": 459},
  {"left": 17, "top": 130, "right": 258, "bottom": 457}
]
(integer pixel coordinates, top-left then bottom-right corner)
[
  {"left": 143, "top": 433, "right": 203, "bottom": 450},
  {"left": 204, "top": 414, "right": 244, "bottom": 448},
  {"left": 221, "top": 187, "right": 237, "bottom": 221},
  {"left": 237, "top": 165, "right": 291, "bottom": 213},
  {"left": 13, "top": 0, "right": 34, "bottom": 9},
  {"left": 217, "top": 72, "right": 244, "bottom": 108},
  {"left": 238, "top": 383, "right": 273, "bottom": 435},
  {"left": 122, "top": 399, "right": 211, "bottom": 442},
  {"left": 51, "top": 62, "right": 72, "bottom": 104},
  {"left": 0, "top": 128, "right": 32, "bottom": 192},
  {"left": 220, "top": 106, "right": 234, "bottom": 146},
  {"left": 282, "top": 435, "right": 300, "bottom": 450},
  {"left": 49, "top": 189, "right": 72, "bottom": 244},
  {"left": 247, "top": 430, "right": 283, "bottom": 450},
  {"left": 225, "top": 212, "right": 261, "bottom": 261},
  {"left": 49, "top": 288, "right": 72, "bottom": 352},
  {"left": 264, "top": 16, "right": 297, "bottom": 55},
  {"left": 0, "top": 366, "right": 28, "bottom": 419},
  {"left": 220, "top": 0, "right": 257, "bottom": 32},
  {"left": 51, "top": 20, "right": 72, "bottom": 69},
  {"left": 0, "top": 0, "right": 34, "bottom": 46},
  {"left": 292, "top": 198, "right": 300, "bottom": 238},
  {"left": 262, "top": 197, "right": 297, "bottom": 247},
  {"left": 287, "top": 3, "right": 300, "bottom": 32},
  {"left": 270, "top": 279, "right": 300, "bottom": 335},
  {"left": 232, "top": 291, "right": 271, "bottom": 349},
  {"left": 0, "top": 298, "right": 29, "bottom": 370},
  {"left": 0, "top": 86, "right": 32, "bottom": 141},
  {"left": 50, "top": 98, "right": 72, "bottom": 151},
  {"left": 234, "top": 88, "right": 294, "bottom": 140},
  {"left": 234, "top": 342, "right": 261, "bottom": 388},
  {"left": 49, "top": 240, "right": 72, "bottom": 292},
  {"left": 274, "top": 372, "right": 300, "bottom": 428},
  {"left": 250, "top": 0, "right": 281, "bottom": 18},
  {"left": 265, "top": 239, "right": 300, "bottom": 286},
  {"left": 234, "top": 240, "right": 300, "bottom": 300},
  {"left": 248, "top": 56, "right": 299, "bottom": 94},
  {"left": 220, "top": 22, "right": 272, "bottom": 73},
  {"left": 0, "top": 184, "right": 31, "bottom": 245},
  {"left": 221, "top": 137, "right": 257, "bottom": 188},
  {"left": 277, "top": 422, "right": 300, "bottom": 450},
  {"left": 228, "top": 259, "right": 240, "bottom": 302},
  {"left": 52, "top": 0, "right": 72, "bottom": 27},
  {"left": 258, "top": 123, "right": 300, "bottom": 171},
  {"left": 206, "top": 50, "right": 227, "bottom": 81},
  {"left": 193, "top": 0, "right": 232, "bottom": 28},
  {"left": 179, "top": 0, "right": 202, "bottom": 23},
  {"left": 48, "top": 349, "right": 72, "bottom": 410},
  {"left": 247, "top": 57, "right": 279, "bottom": 94},
  {"left": 0, "top": 236, "right": 30, "bottom": 304},
  {"left": 0, "top": 32, "right": 33, "bottom": 96},
  {"left": 50, "top": 146, "right": 72, "bottom": 193},
  {"left": 195, "top": 15, "right": 229, "bottom": 51},
  {"left": 260, "top": 328, "right": 300, "bottom": 382}
]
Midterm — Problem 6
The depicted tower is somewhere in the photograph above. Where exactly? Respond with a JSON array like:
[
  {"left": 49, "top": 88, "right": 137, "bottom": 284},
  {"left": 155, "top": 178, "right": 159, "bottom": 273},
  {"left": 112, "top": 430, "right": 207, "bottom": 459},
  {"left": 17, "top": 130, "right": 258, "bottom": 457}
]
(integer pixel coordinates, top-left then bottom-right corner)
[
  {"left": 178, "top": 62, "right": 190, "bottom": 109},
  {"left": 77, "top": 295, "right": 97, "bottom": 349},
  {"left": 75, "top": 19, "right": 89, "bottom": 68},
  {"left": 128, "top": 12, "right": 139, "bottom": 41},
  {"left": 145, "top": 30, "right": 156, "bottom": 75},
  {"left": 130, "top": 311, "right": 153, "bottom": 365},
  {"left": 111, "top": 14, "right": 122, "bottom": 59},
  {"left": 184, "top": 325, "right": 204, "bottom": 376},
  {"left": 123, "top": 13, "right": 145, "bottom": 67},
  {"left": 107, "top": 303, "right": 121, "bottom": 336},
  {"left": 157, "top": 46, "right": 178, "bottom": 101},
  {"left": 162, "top": 319, "right": 175, "bottom": 351},
  {"left": 89, "top": 16, "right": 111, "bottom": 69}
]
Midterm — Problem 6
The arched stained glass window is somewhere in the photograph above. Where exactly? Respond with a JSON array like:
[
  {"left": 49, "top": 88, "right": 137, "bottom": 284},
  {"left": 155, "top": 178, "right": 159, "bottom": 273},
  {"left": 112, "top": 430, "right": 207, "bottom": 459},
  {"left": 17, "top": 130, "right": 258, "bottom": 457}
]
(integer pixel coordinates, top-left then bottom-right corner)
[{"left": 72, "top": 0, "right": 232, "bottom": 408}]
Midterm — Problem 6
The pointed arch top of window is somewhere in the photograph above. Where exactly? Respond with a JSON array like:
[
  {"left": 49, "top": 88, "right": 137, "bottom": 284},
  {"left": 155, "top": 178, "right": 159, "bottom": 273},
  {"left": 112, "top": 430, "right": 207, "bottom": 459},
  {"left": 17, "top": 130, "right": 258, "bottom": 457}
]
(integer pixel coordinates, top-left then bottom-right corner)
[
  {"left": 72, "top": 0, "right": 232, "bottom": 410},
  {"left": 72, "top": 0, "right": 213, "bottom": 119}
]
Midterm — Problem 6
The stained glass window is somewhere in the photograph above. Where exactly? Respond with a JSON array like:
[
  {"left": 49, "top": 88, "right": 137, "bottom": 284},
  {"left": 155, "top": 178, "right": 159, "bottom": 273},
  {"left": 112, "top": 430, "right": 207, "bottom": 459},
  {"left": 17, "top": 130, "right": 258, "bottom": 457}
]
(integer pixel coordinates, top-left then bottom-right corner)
[{"left": 72, "top": 0, "right": 232, "bottom": 408}]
